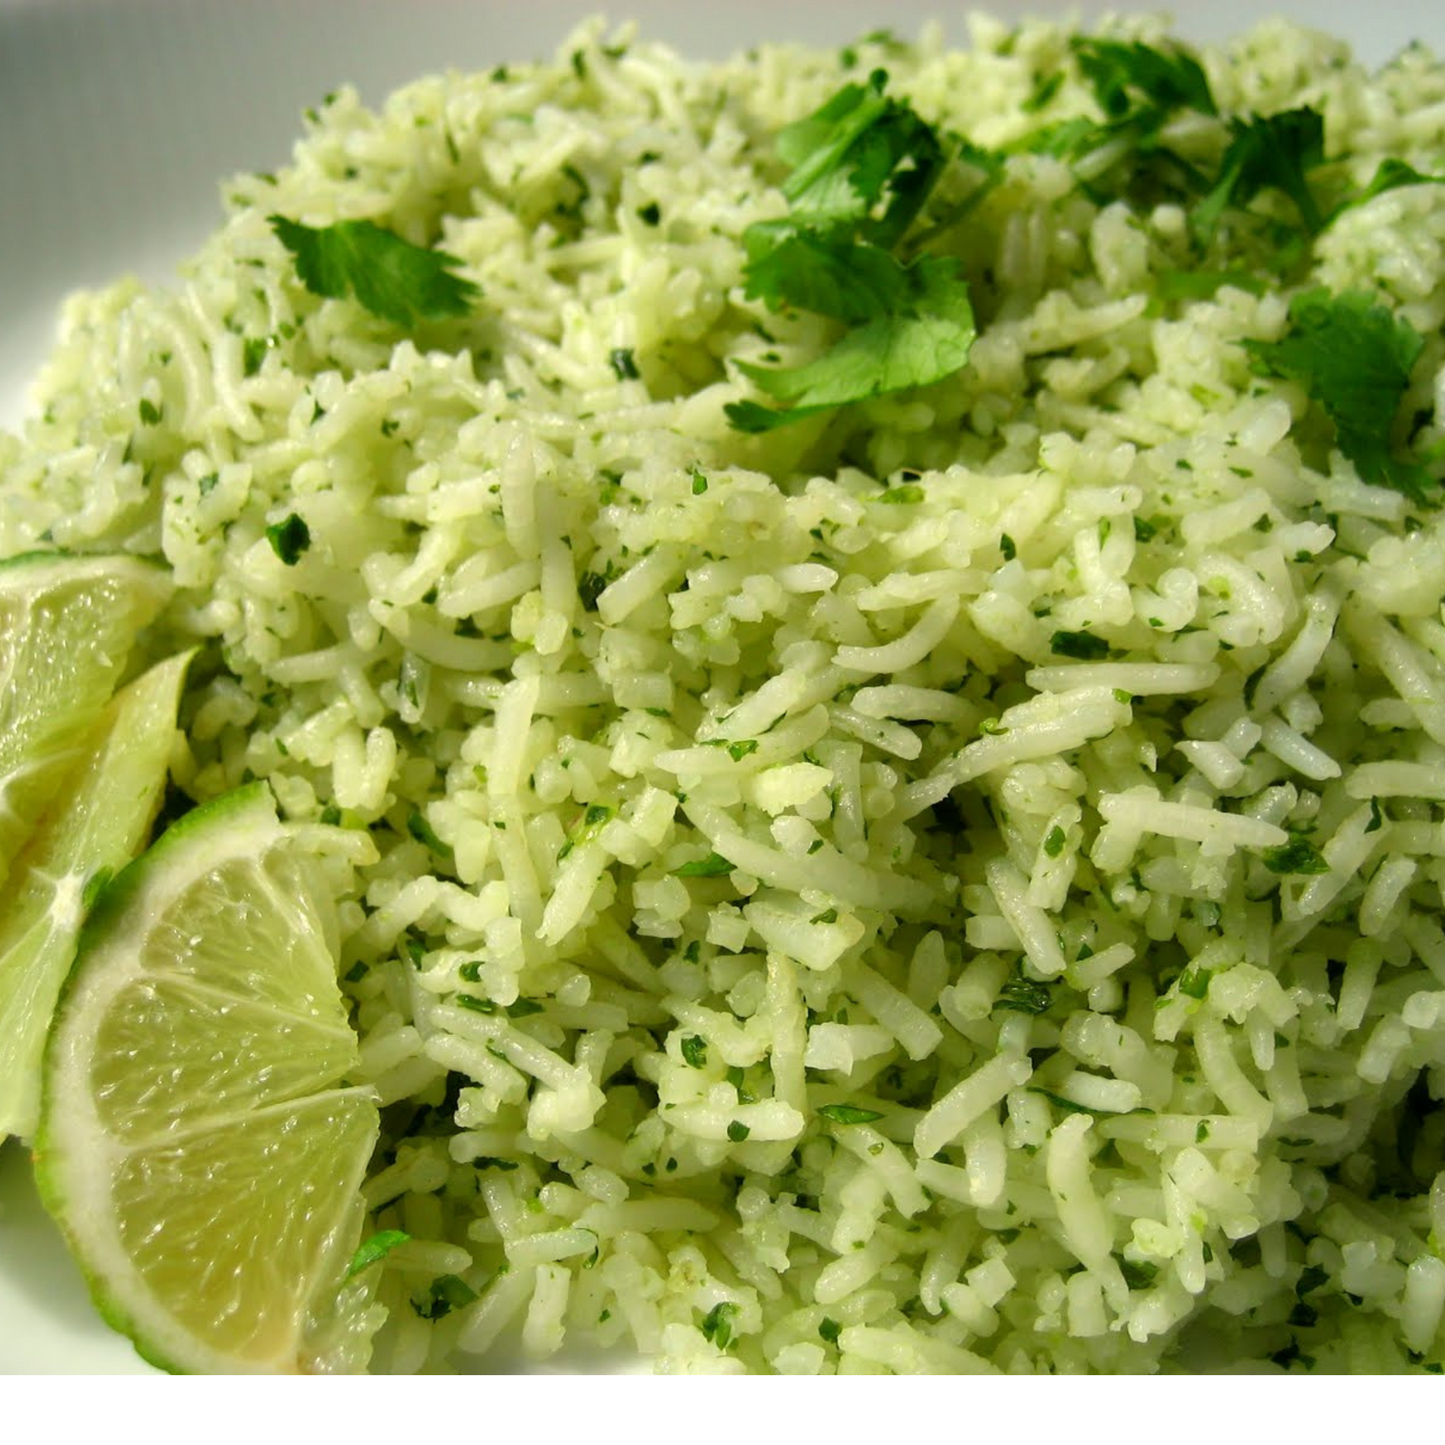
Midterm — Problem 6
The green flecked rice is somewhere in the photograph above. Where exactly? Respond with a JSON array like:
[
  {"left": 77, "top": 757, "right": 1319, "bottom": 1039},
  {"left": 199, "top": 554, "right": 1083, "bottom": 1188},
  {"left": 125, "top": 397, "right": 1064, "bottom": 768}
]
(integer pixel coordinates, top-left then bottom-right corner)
[{"left": 3, "top": 13, "right": 1445, "bottom": 1373}]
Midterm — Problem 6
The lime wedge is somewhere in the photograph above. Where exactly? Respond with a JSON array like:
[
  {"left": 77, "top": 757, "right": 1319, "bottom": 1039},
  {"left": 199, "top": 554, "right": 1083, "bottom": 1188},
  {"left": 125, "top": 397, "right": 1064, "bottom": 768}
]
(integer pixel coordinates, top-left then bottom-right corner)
[
  {"left": 0, "top": 551, "right": 171, "bottom": 893},
  {"left": 0, "top": 650, "right": 190, "bottom": 1145},
  {"left": 35, "top": 783, "right": 380, "bottom": 1374}
]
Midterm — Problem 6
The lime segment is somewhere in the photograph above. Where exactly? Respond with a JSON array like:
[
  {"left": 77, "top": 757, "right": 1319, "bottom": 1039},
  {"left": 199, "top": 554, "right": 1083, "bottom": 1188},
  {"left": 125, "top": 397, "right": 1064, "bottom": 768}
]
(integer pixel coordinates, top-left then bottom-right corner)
[
  {"left": 0, "top": 552, "right": 171, "bottom": 890},
  {"left": 0, "top": 650, "right": 189, "bottom": 1144},
  {"left": 36, "top": 782, "right": 379, "bottom": 1374}
]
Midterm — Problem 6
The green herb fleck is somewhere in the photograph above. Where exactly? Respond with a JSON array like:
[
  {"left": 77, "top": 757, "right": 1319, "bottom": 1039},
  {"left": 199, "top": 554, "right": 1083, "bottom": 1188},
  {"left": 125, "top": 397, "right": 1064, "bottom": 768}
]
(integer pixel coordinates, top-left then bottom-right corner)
[
  {"left": 1260, "top": 832, "right": 1330, "bottom": 875},
  {"left": 608, "top": 347, "right": 639, "bottom": 380},
  {"left": 414, "top": 1273, "right": 477, "bottom": 1320},
  {"left": 265, "top": 513, "right": 311, "bottom": 565},
  {"left": 1050, "top": 629, "right": 1110, "bottom": 660},
  {"left": 700, "top": 1301, "right": 738, "bottom": 1349},
  {"left": 347, "top": 1229, "right": 410, "bottom": 1278},
  {"left": 674, "top": 851, "right": 734, "bottom": 878},
  {"left": 995, "top": 969, "right": 1052, "bottom": 1016},
  {"left": 818, "top": 1103, "right": 884, "bottom": 1125}
]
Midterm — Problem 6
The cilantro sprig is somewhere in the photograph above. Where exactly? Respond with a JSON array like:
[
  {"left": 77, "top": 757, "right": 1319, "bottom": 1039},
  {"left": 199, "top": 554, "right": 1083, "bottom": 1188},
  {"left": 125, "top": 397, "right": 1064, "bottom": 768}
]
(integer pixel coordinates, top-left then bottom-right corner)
[
  {"left": 1244, "top": 288, "right": 1434, "bottom": 502},
  {"left": 727, "top": 71, "right": 976, "bottom": 432},
  {"left": 269, "top": 215, "right": 479, "bottom": 330}
]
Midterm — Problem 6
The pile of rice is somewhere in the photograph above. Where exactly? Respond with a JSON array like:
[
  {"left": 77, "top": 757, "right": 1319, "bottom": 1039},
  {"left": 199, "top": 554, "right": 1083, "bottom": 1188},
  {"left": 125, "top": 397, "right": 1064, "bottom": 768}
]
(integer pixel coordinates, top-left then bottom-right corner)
[{"left": 3, "top": 13, "right": 1445, "bottom": 1373}]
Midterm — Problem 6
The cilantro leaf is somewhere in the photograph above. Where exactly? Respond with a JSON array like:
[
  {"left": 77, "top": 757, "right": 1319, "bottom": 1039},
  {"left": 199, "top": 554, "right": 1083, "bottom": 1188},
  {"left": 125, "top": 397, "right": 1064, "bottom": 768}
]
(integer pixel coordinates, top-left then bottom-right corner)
[
  {"left": 1334, "top": 156, "right": 1445, "bottom": 218},
  {"left": 269, "top": 214, "right": 479, "bottom": 330},
  {"left": 1025, "top": 37, "right": 1215, "bottom": 201},
  {"left": 1244, "top": 288, "right": 1433, "bottom": 501},
  {"left": 742, "top": 229, "right": 918, "bottom": 324},
  {"left": 1191, "top": 108, "right": 1326, "bottom": 244},
  {"left": 775, "top": 70, "right": 945, "bottom": 246},
  {"left": 728, "top": 255, "right": 975, "bottom": 431},
  {"left": 1071, "top": 37, "right": 1216, "bottom": 120},
  {"left": 729, "top": 73, "right": 974, "bottom": 432}
]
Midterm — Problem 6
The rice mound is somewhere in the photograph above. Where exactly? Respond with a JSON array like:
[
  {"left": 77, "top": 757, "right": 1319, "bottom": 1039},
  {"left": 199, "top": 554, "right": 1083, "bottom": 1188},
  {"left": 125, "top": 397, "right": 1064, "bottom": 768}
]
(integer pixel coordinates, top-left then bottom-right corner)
[{"left": 3, "top": 14, "right": 1445, "bottom": 1373}]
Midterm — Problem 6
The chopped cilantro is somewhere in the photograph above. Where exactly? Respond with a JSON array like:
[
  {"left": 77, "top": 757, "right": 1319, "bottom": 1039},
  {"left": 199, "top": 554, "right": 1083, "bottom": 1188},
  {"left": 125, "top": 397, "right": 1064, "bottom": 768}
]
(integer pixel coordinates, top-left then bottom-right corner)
[
  {"left": 608, "top": 347, "right": 639, "bottom": 380},
  {"left": 242, "top": 335, "right": 272, "bottom": 376},
  {"left": 1029, "top": 1087, "right": 1102, "bottom": 1117},
  {"left": 505, "top": 998, "right": 545, "bottom": 1019},
  {"left": 346, "top": 1229, "right": 410, "bottom": 1278},
  {"left": 1117, "top": 1256, "right": 1160, "bottom": 1291},
  {"left": 1260, "top": 832, "right": 1330, "bottom": 875},
  {"left": 681, "top": 1035, "right": 709, "bottom": 1068},
  {"left": 269, "top": 214, "right": 479, "bottom": 329},
  {"left": 726, "top": 739, "right": 759, "bottom": 761},
  {"left": 1043, "top": 825, "right": 1067, "bottom": 858},
  {"left": 577, "top": 567, "right": 612, "bottom": 611},
  {"left": 138, "top": 397, "right": 162, "bottom": 426},
  {"left": 995, "top": 969, "right": 1052, "bottom": 1016},
  {"left": 878, "top": 483, "right": 924, "bottom": 504},
  {"left": 1050, "top": 629, "right": 1110, "bottom": 660},
  {"left": 700, "top": 1301, "right": 738, "bottom": 1349},
  {"left": 1178, "top": 964, "right": 1211, "bottom": 999},
  {"left": 454, "top": 994, "right": 497, "bottom": 1014},
  {"left": 414, "top": 1273, "right": 477, "bottom": 1320},
  {"left": 674, "top": 851, "right": 734, "bottom": 878},
  {"left": 691, "top": 467, "right": 708, "bottom": 495},
  {"left": 818, "top": 1103, "right": 884, "bottom": 1125},
  {"left": 406, "top": 811, "right": 452, "bottom": 860},
  {"left": 819, "top": 1316, "right": 843, "bottom": 1345},
  {"left": 727, "top": 1120, "right": 751, "bottom": 1142},
  {"left": 265, "top": 512, "right": 311, "bottom": 565}
]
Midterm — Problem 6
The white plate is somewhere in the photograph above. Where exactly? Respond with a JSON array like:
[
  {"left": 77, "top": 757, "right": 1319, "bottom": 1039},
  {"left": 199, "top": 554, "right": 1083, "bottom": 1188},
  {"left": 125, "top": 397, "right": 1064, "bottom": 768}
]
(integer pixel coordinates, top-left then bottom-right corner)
[{"left": 0, "top": 0, "right": 1436, "bottom": 1375}]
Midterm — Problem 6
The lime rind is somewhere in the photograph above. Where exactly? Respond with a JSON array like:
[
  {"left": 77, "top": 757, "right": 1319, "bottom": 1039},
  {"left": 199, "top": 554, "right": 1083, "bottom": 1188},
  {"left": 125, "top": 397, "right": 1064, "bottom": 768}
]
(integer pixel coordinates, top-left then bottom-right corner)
[{"left": 35, "top": 782, "right": 380, "bottom": 1374}]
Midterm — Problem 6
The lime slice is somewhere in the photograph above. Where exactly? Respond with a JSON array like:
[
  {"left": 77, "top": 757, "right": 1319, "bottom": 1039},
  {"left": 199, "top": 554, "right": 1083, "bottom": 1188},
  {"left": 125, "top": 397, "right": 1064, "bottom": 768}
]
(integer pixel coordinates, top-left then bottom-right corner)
[
  {"left": 0, "top": 650, "right": 190, "bottom": 1145},
  {"left": 0, "top": 551, "right": 171, "bottom": 893},
  {"left": 35, "top": 782, "right": 380, "bottom": 1374}
]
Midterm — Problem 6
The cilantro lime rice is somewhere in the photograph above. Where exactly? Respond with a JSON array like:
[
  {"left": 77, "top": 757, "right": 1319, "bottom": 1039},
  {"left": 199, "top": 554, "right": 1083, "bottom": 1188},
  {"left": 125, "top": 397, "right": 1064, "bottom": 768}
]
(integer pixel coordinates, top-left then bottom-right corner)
[{"left": 4, "top": 13, "right": 1445, "bottom": 1373}]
